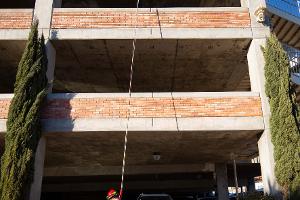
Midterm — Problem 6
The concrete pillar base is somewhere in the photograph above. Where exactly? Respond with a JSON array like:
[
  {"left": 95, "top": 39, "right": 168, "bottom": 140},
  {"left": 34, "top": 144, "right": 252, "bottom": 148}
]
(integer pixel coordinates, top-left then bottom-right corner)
[
  {"left": 216, "top": 163, "right": 229, "bottom": 200},
  {"left": 28, "top": 137, "right": 46, "bottom": 200}
]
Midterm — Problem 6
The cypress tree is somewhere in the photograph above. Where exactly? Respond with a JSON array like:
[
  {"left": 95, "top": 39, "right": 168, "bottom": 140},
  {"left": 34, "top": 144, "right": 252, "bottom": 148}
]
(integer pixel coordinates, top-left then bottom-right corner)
[
  {"left": 263, "top": 34, "right": 300, "bottom": 199},
  {"left": 0, "top": 21, "right": 48, "bottom": 200}
]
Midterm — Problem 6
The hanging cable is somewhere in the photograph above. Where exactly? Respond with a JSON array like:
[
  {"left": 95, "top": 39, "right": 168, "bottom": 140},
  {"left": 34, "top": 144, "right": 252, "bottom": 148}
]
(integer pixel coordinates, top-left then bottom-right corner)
[{"left": 119, "top": 0, "right": 140, "bottom": 199}]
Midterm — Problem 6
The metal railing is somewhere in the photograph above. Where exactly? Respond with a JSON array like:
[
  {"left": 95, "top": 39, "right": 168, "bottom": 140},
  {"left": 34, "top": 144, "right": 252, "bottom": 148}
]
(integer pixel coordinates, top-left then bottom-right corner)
[{"left": 285, "top": 45, "right": 300, "bottom": 74}]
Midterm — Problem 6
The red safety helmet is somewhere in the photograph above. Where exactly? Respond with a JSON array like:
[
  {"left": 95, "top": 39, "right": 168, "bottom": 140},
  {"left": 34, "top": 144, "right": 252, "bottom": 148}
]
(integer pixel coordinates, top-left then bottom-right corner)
[{"left": 106, "top": 189, "right": 119, "bottom": 200}]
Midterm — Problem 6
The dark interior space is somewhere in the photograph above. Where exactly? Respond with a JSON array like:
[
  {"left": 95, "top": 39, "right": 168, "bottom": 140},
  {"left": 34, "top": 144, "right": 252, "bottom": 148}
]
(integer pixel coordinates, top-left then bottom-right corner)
[
  {"left": 0, "top": 40, "right": 26, "bottom": 93},
  {"left": 62, "top": 0, "right": 241, "bottom": 8},
  {"left": 0, "top": 0, "right": 36, "bottom": 8},
  {"left": 41, "top": 172, "right": 216, "bottom": 200},
  {"left": 41, "top": 164, "right": 260, "bottom": 200}
]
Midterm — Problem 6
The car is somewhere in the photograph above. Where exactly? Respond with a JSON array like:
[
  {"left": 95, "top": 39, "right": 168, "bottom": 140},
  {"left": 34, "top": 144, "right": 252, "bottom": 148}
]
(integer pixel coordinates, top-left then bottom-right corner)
[{"left": 137, "top": 193, "right": 174, "bottom": 200}]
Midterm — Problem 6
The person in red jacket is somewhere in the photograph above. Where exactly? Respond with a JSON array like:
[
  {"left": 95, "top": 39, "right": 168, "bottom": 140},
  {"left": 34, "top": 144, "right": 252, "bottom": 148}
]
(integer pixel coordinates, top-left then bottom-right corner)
[{"left": 106, "top": 189, "right": 120, "bottom": 200}]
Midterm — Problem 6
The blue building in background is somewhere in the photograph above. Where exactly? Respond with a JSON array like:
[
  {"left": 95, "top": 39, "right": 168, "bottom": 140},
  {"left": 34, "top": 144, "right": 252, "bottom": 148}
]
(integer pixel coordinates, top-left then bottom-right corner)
[{"left": 266, "top": 0, "right": 300, "bottom": 25}]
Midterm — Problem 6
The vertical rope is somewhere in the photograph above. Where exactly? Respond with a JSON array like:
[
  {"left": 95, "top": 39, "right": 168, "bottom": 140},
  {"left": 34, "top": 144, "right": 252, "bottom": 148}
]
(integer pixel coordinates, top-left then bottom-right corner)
[
  {"left": 233, "top": 159, "right": 239, "bottom": 200},
  {"left": 119, "top": 0, "right": 140, "bottom": 199}
]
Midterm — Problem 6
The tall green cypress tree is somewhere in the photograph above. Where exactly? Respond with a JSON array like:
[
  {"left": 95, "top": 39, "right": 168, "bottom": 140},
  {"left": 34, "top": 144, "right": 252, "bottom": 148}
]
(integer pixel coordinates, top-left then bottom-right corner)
[
  {"left": 0, "top": 22, "right": 48, "bottom": 200},
  {"left": 263, "top": 34, "right": 300, "bottom": 199}
]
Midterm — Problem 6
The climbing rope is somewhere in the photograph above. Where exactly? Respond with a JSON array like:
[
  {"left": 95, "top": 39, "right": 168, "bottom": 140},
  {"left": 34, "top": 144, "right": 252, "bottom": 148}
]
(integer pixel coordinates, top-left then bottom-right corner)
[{"left": 119, "top": 0, "right": 140, "bottom": 199}]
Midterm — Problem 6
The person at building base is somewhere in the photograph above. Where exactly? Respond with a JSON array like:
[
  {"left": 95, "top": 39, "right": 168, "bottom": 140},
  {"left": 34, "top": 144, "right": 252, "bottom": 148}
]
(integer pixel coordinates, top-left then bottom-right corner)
[{"left": 107, "top": 189, "right": 121, "bottom": 200}]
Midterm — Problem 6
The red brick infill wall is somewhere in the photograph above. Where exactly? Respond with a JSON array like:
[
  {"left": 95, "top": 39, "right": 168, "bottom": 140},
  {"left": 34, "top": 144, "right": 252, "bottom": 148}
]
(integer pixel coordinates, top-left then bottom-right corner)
[
  {"left": 0, "top": 10, "right": 33, "bottom": 29},
  {"left": 0, "top": 96, "right": 262, "bottom": 119},
  {"left": 51, "top": 10, "right": 250, "bottom": 29}
]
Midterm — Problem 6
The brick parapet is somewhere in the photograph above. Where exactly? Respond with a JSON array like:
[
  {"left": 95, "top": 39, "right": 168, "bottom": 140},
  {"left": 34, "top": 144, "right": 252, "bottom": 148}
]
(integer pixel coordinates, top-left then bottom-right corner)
[
  {"left": 0, "top": 93, "right": 262, "bottom": 119},
  {"left": 0, "top": 8, "right": 250, "bottom": 30},
  {"left": 0, "top": 9, "right": 33, "bottom": 29},
  {"left": 51, "top": 8, "right": 251, "bottom": 29}
]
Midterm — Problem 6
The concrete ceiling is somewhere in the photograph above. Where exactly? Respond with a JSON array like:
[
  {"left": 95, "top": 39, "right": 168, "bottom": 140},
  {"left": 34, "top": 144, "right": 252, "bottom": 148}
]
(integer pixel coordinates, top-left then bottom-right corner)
[
  {"left": 62, "top": 0, "right": 240, "bottom": 8},
  {"left": 53, "top": 39, "right": 251, "bottom": 93},
  {"left": 0, "top": 40, "right": 26, "bottom": 93},
  {"left": 271, "top": 14, "right": 300, "bottom": 50},
  {"left": 44, "top": 130, "right": 261, "bottom": 172},
  {"left": 0, "top": 0, "right": 35, "bottom": 8}
]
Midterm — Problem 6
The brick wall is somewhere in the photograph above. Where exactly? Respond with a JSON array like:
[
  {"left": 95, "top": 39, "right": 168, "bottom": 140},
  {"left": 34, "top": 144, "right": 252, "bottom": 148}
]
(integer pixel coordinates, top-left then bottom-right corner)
[
  {"left": 0, "top": 10, "right": 33, "bottom": 29},
  {"left": 51, "top": 10, "right": 251, "bottom": 29},
  {"left": 0, "top": 96, "right": 262, "bottom": 119}
]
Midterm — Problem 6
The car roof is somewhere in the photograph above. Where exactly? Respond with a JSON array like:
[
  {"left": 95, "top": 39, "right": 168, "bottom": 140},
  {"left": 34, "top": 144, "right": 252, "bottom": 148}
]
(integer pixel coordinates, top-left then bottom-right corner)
[{"left": 139, "top": 194, "right": 170, "bottom": 197}]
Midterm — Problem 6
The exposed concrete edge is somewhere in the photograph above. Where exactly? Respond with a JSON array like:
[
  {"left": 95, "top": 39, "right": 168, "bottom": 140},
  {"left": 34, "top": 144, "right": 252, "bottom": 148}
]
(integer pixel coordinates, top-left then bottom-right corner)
[
  {"left": 0, "top": 9, "right": 34, "bottom": 12},
  {"left": 41, "top": 117, "right": 264, "bottom": 133},
  {"left": 50, "top": 28, "right": 253, "bottom": 40},
  {"left": 53, "top": 7, "right": 249, "bottom": 12},
  {"left": 0, "top": 29, "right": 30, "bottom": 40},
  {"left": 0, "top": 92, "right": 260, "bottom": 99},
  {"left": 0, "top": 94, "right": 13, "bottom": 99},
  {"left": 44, "top": 163, "right": 215, "bottom": 177},
  {"left": 45, "top": 92, "right": 260, "bottom": 99},
  {"left": 1, "top": 116, "right": 264, "bottom": 134}
]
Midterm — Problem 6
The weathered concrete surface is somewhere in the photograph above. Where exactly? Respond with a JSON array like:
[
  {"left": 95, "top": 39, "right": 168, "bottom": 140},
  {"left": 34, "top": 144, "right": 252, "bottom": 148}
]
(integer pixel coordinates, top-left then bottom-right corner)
[
  {"left": 51, "top": 28, "right": 253, "bottom": 40},
  {"left": 247, "top": 0, "right": 270, "bottom": 39},
  {"left": 42, "top": 117, "right": 264, "bottom": 133},
  {"left": 28, "top": 137, "right": 46, "bottom": 200},
  {"left": 43, "top": 130, "right": 261, "bottom": 171},
  {"left": 44, "top": 163, "right": 215, "bottom": 177},
  {"left": 216, "top": 163, "right": 229, "bottom": 200},
  {"left": 0, "top": 39, "right": 251, "bottom": 93},
  {"left": 34, "top": 0, "right": 54, "bottom": 38},
  {"left": 53, "top": 39, "right": 251, "bottom": 92},
  {"left": 45, "top": 40, "right": 56, "bottom": 92}
]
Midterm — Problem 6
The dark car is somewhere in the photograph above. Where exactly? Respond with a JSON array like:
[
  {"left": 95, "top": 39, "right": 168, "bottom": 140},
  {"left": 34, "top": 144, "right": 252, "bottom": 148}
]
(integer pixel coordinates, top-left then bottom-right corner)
[{"left": 137, "top": 194, "right": 174, "bottom": 200}]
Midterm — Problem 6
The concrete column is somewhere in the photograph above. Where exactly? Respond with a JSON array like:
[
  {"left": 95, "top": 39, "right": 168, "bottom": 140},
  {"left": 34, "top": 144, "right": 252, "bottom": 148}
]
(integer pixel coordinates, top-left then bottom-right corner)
[
  {"left": 247, "top": 177, "right": 256, "bottom": 192},
  {"left": 45, "top": 40, "right": 56, "bottom": 92},
  {"left": 28, "top": 137, "right": 46, "bottom": 200},
  {"left": 34, "top": 0, "right": 55, "bottom": 38},
  {"left": 247, "top": 0, "right": 270, "bottom": 39},
  {"left": 215, "top": 163, "right": 229, "bottom": 200},
  {"left": 247, "top": 39, "right": 282, "bottom": 198},
  {"left": 240, "top": 0, "right": 249, "bottom": 7}
]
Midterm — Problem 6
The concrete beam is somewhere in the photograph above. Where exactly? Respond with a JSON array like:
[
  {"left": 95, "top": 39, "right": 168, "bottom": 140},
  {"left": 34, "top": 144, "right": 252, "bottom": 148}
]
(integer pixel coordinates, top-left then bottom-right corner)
[
  {"left": 42, "top": 117, "right": 264, "bottom": 133},
  {"left": 216, "top": 163, "right": 229, "bottom": 200},
  {"left": 50, "top": 28, "right": 253, "bottom": 40},
  {"left": 44, "top": 163, "right": 215, "bottom": 177},
  {"left": 34, "top": 0, "right": 54, "bottom": 38},
  {"left": 45, "top": 40, "right": 56, "bottom": 92},
  {"left": 47, "top": 92, "right": 260, "bottom": 99},
  {"left": 0, "top": 30, "right": 31, "bottom": 40},
  {"left": 42, "top": 180, "right": 215, "bottom": 192}
]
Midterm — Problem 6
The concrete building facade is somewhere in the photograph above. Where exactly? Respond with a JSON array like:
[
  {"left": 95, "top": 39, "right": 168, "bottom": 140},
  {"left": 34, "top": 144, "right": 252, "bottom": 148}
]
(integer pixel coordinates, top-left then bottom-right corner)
[{"left": 0, "top": 0, "right": 299, "bottom": 199}]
